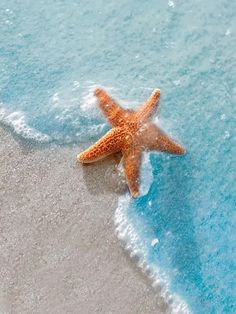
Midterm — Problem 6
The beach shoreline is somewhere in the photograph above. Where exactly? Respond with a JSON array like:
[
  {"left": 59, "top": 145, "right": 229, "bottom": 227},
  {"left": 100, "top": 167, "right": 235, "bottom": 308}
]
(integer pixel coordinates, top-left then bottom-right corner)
[{"left": 0, "top": 126, "right": 168, "bottom": 314}]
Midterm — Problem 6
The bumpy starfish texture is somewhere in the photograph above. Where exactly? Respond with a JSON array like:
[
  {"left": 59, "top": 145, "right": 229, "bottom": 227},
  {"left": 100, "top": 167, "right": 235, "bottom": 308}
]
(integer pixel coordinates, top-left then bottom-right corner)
[{"left": 77, "top": 88, "right": 185, "bottom": 197}]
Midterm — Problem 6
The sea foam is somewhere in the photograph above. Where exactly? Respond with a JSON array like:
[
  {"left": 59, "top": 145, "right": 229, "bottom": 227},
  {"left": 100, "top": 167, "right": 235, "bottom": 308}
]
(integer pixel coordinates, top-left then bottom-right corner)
[
  {"left": 0, "top": 105, "right": 51, "bottom": 143},
  {"left": 114, "top": 155, "right": 191, "bottom": 314}
]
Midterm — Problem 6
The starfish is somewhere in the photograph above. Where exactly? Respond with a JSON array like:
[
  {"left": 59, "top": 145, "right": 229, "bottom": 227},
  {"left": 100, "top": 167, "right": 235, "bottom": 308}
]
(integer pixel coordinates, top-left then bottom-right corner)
[{"left": 77, "top": 88, "right": 185, "bottom": 197}]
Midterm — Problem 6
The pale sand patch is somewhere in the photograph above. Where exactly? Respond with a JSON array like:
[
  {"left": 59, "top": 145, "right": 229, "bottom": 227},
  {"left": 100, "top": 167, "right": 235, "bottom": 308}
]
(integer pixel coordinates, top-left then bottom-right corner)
[{"left": 0, "top": 127, "right": 168, "bottom": 314}]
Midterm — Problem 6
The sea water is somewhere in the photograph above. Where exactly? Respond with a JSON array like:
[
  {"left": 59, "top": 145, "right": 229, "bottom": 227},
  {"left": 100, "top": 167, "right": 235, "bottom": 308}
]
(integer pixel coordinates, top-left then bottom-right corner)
[{"left": 0, "top": 0, "right": 235, "bottom": 313}]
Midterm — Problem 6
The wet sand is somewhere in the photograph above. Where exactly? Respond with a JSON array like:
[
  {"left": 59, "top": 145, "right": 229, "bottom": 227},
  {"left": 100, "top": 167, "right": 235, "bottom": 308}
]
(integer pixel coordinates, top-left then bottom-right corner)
[{"left": 0, "top": 127, "right": 168, "bottom": 314}]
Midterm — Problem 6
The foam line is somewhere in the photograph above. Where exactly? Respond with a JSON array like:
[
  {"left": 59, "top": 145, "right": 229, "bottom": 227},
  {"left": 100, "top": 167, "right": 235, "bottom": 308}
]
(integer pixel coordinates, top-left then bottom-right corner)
[
  {"left": 0, "top": 105, "right": 51, "bottom": 143},
  {"left": 114, "top": 193, "right": 191, "bottom": 314}
]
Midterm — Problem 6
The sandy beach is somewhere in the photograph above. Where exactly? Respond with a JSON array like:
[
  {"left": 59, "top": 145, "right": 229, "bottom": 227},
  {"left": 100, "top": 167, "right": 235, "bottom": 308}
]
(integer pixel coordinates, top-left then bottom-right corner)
[{"left": 0, "top": 127, "right": 168, "bottom": 314}]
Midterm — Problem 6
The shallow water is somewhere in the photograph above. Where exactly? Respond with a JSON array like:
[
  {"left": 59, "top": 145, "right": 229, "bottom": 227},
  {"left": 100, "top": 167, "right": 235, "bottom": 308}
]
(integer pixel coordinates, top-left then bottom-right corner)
[{"left": 0, "top": 0, "right": 236, "bottom": 313}]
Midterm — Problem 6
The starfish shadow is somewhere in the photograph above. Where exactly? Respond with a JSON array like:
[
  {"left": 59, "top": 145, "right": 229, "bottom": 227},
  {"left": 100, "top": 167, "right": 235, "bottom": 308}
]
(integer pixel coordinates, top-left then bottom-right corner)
[{"left": 79, "top": 153, "right": 127, "bottom": 196}]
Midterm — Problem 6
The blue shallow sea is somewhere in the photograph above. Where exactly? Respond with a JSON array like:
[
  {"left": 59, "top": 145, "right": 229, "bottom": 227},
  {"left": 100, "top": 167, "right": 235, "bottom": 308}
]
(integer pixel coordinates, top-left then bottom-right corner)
[{"left": 0, "top": 0, "right": 235, "bottom": 313}]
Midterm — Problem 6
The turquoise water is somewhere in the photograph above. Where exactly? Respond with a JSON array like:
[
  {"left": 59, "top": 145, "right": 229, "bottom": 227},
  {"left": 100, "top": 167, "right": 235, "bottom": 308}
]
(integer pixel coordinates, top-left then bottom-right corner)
[{"left": 0, "top": 0, "right": 235, "bottom": 312}]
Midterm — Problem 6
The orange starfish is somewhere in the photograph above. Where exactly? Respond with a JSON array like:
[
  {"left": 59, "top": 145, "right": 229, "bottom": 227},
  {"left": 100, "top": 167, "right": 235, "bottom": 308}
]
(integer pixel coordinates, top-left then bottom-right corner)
[{"left": 77, "top": 88, "right": 185, "bottom": 197}]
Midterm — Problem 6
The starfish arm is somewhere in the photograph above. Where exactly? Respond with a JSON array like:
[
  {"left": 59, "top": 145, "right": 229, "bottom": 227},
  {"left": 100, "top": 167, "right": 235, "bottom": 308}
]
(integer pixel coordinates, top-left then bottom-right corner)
[
  {"left": 123, "top": 148, "right": 142, "bottom": 197},
  {"left": 94, "top": 88, "right": 127, "bottom": 127},
  {"left": 77, "top": 127, "right": 125, "bottom": 163},
  {"left": 141, "top": 123, "right": 185, "bottom": 155},
  {"left": 136, "top": 89, "right": 161, "bottom": 122}
]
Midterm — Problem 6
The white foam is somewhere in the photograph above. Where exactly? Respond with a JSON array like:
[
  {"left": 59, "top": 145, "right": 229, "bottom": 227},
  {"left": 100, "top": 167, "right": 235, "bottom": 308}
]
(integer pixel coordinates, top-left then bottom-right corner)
[
  {"left": 168, "top": 0, "right": 175, "bottom": 8},
  {"left": 139, "top": 152, "right": 153, "bottom": 196},
  {"left": 151, "top": 238, "right": 159, "bottom": 247},
  {"left": 0, "top": 105, "right": 51, "bottom": 143},
  {"left": 81, "top": 84, "right": 101, "bottom": 117},
  {"left": 223, "top": 131, "right": 230, "bottom": 139},
  {"left": 114, "top": 193, "right": 191, "bottom": 314}
]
